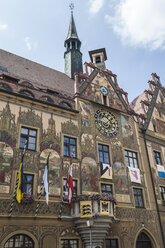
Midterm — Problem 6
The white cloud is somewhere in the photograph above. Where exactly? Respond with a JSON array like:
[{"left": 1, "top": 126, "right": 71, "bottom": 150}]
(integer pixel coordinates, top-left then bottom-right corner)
[
  {"left": 105, "top": 0, "right": 165, "bottom": 50},
  {"left": 88, "top": 0, "right": 105, "bottom": 14},
  {"left": 25, "top": 37, "right": 38, "bottom": 51},
  {"left": 0, "top": 24, "right": 8, "bottom": 31}
]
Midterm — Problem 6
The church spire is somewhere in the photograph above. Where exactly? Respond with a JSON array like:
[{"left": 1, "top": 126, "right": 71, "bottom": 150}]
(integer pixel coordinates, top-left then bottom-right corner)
[{"left": 64, "top": 3, "right": 83, "bottom": 79}]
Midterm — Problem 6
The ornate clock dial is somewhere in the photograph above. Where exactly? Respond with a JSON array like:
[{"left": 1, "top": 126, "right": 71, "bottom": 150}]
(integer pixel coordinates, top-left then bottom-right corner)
[
  {"left": 100, "top": 86, "right": 108, "bottom": 96},
  {"left": 94, "top": 109, "right": 119, "bottom": 137}
]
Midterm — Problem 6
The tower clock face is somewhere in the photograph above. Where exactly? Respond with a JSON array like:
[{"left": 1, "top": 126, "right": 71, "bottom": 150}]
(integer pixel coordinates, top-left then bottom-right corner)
[{"left": 94, "top": 109, "right": 119, "bottom": 137}]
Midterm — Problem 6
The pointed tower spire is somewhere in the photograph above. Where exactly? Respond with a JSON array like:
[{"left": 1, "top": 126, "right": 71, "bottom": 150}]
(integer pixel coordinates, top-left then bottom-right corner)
[{"left": 64, "top": 3, "right": 83, "bottom": 79}]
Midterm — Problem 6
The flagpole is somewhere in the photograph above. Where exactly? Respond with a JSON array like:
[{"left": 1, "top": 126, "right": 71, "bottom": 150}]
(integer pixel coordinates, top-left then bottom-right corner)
[
  {"left": 34, "top": 182, "right": 44, "bottom": 217},
  {"left": 35, "top": 145, "right": 52, "bottom": 217},
  {"left": 9, "top": 140, "right": 27, "bottom": 217}
]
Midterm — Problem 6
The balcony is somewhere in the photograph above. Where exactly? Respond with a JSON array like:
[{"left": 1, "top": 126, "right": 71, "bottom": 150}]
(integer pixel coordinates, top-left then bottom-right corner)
[{"left": 71, "top": 194, "right": 117, "bottom": 248}]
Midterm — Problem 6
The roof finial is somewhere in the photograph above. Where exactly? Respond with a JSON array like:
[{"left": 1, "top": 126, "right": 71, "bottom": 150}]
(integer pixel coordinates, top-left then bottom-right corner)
[{"left": 69, "top": 2, "right": 74, "bottom": 13}]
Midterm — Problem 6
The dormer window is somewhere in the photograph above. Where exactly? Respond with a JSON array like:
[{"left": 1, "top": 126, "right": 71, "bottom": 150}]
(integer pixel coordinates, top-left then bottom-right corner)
[{"left": 96, "top": 56, "right": 101, "bottom": 63}]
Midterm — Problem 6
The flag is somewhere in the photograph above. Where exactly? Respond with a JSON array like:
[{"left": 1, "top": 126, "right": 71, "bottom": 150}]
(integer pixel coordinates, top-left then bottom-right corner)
[
  {"left": 67, "top": 157, "right": 74, "bottom": 209},
  {"left": 16, "top": 141, "right": 27, "bottom": 203},
  {"left": 128, "top": 167, "right": 141, "bottom": 183},
  {"left": 43, "top": 152, "right": 50, "bottom": 205},
  {"left": 100, "top": 163, "right": 112, "bottom": 179}
]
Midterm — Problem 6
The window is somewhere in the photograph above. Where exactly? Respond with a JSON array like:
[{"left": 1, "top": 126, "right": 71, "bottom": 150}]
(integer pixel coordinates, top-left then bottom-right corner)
[
  {"left": 106, "top": 239, "right": 118, "bottom": 248},
  {"left": 63, "top": 179, "right": 77, "bottom": 200},
  {"left": 20, "top": 127, "right": 37, "bottom": 151},
  {"left": 23, "top": 174, "right": 34, "bottom": 195},
  {"left": 103, "top": 95, "right": 107, "bottom": 105},
  {"left": 133, "top": 188, "right": 144, "bottom": 208},
  {"left": 160, "top": 186, "right": 165, "bottom": 201},
  {"left": 61, "top": 239, "right": 78, "bottom": 248},
  {"left": 64, "top": 136, "right": 76, "bottom": 157},
  {"left": 154, "top": 151, "right": 162, "bottom": 165},
  {"left": 136, "top": 232, "right": 152, "bottom": 248},
  {"left": 125, "top": 150, "right": 138, "bottom": 168},
  {"left": 101, "top": 184, "right": 113, "bottom": 195},
  {"left": 5, "top": 234, "right": 34, "bottom": 248},
  {"left": 153, "top": 123, "right": 156, "bottom": 132},
  {"left": 98, "top": 144, "right": 110, "bottom": 164},
  {"left": 96, "top": 56, "right": 101, "bottom": 63}
]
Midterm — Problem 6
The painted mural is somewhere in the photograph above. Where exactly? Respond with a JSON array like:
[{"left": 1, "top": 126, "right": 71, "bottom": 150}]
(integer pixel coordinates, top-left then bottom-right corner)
[
  {"left": 108, "top": 90, "right": 125, "bottom": 111},
  {"left": 120, "top": 115, "right": 133, "bottom": 138},
  {"left": 83, "top": 83, "right": 102, "bottom": 104},
  {"left": 79, "top": 101, "right": 91, "bottom": 127},
  {"left": 0, "top": 142, "right": 13, "bottom": 187},
  {"left": 39, "top": 148, "right": 61, "bottom": 195},
  {"left": 156, "top": 119, "right": 165, "bottom": 135},
  {"left": 81, "top": 157, "right": 99, "bottom": 193},
  {"left": 113, "top": 162, "right": 129, "bottom": 194}
]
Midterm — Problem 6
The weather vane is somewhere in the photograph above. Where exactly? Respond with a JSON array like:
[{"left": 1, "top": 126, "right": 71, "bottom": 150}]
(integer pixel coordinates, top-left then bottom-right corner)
[{"left": 69, "top": 2, "right": 74, "bottom": 13}]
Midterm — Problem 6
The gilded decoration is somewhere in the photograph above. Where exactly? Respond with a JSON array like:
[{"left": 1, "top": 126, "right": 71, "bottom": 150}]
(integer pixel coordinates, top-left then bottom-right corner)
[
  {"left": 0, "top": 142, "right": 13, "bottom": 189},
  {"left": 79, "top": 101, "right": 91, "bottom": 127},
  {"left": 113, "top": 162, "right": 129, "bottom": 194},
  {"left": 81, "top": 157, "right": 99, "bottom": 193},
  {"left": 61, "top": 120, "right": 78, "bottom": 136},
  {"left": 81, "top": 133, "right": 95, "bottom": 157},
  {"left": 80, "top": 200, "right": 92, "bottom": 218},
  {"left": 39, "top": 149, "right": 61, "bottom": 196}
]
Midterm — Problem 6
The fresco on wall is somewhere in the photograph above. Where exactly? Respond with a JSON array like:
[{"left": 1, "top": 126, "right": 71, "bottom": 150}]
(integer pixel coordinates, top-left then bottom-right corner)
[
  {"left": 113, "top": 162, "right": 129, "bottom": 194},
  {"left": 156, "top": 119, "right": 165, "bottom": 135},
  {"left": 39, "top": 148, "right": 61, "bottom": 195},
  {"left": 0, "top": 142, "right": 13, "bottom": 185},
  {"left": 83, "top": 83, "right": 102, "bottom": 104},
  {"left": 81, "top": 157, "right": 99, "bottom": 193},
  {"left": 79, "top": 101, "right": 91, "bottom": 127},
  {"left": 120, "top": 115, "right": 133, "bottom": 138},
  {"left": 108, "top": 90, "right": 125, "bottom": 111}
]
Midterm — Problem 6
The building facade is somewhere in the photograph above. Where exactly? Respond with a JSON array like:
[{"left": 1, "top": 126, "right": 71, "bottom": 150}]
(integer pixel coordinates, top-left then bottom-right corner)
[{"left": 0, "top": 10, "right": 164, "bottom": 248}]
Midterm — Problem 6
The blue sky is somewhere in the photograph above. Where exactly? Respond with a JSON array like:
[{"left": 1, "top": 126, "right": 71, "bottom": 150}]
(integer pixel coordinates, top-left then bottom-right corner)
[{"left": 0, "top": 0, "right": 165, "bottom": 102}]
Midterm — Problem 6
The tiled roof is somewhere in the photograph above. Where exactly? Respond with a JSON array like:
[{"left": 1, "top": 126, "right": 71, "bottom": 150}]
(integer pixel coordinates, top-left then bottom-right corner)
[{"left": 0, "top": 49, "right": 74, "bottom": 97}]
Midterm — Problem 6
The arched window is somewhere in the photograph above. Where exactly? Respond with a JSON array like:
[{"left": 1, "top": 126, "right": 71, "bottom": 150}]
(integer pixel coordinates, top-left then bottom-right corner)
[
  {"left": 19, "top": 90, "right": 34, "bottom": 98},
  {"left": 0, "top": 83, "right": 12, "bottom": 91},
  {"left": 136, "top": 232, "right": 152, "bottom": 248},
  {"left": 4, "top": 234, "right": 34, "bottom": 248}
]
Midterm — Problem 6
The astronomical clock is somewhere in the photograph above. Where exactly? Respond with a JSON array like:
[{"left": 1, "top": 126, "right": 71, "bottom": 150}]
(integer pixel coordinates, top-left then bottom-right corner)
[{"left": 94, "top": 109, "right": 119, "bottom": 137}]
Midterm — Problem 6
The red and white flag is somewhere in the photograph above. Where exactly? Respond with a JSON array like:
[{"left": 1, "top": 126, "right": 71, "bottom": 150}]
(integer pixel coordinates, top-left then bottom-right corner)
[
  {"left": 67, "top": 157, "right": 74, "bottom": 209},
  {"left": 128, "top": 167, "right": 141, "bottom": 184}
]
